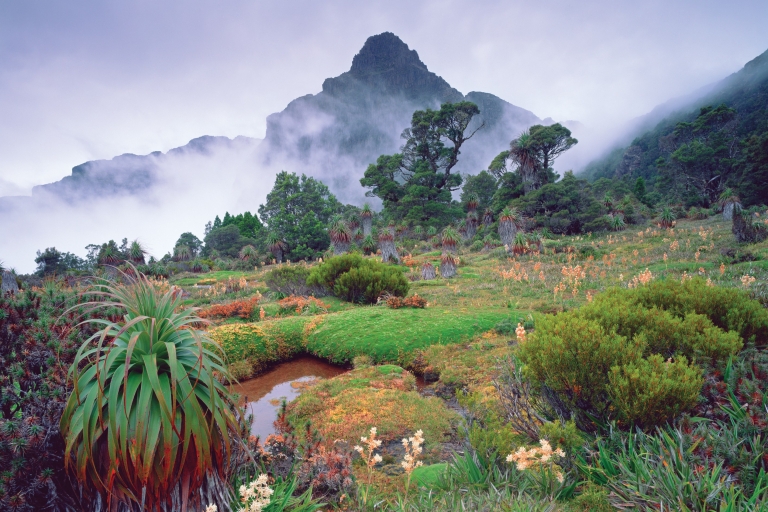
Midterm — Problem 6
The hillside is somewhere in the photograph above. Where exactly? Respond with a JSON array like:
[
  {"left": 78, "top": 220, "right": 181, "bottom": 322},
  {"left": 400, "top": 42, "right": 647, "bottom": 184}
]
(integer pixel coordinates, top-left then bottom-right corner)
[{"left": 584, "top": 47, "right": 768, "bottom": 206}]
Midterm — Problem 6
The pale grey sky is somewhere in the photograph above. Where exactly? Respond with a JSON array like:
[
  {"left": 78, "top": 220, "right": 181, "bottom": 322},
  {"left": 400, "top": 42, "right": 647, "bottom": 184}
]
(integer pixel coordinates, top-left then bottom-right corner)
[{"left": 1, "top": 0, "right": 767, "bottom": 195}]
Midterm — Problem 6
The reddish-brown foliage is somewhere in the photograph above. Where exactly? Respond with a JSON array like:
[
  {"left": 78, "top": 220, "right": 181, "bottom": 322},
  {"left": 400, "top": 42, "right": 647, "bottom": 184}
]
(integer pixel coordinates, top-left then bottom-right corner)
[
  {"left": 199, "top": 296, "right": 259, "bottom": 319},
  {"left": 277, "top": 295, "right": 330, "bottom": 314}
]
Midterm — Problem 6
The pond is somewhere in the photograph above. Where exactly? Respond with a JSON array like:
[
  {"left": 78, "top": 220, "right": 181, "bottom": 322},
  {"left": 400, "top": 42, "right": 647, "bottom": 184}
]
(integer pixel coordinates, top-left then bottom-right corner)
[{"left": 233, "top": 356, "right": 348, "bottom": 439}]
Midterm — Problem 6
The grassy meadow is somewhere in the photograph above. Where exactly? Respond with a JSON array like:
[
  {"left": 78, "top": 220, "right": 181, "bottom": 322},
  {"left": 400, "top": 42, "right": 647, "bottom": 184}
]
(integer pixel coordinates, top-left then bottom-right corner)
[{"left": 154, "top": 214, "right": 768, "bottom": 510}]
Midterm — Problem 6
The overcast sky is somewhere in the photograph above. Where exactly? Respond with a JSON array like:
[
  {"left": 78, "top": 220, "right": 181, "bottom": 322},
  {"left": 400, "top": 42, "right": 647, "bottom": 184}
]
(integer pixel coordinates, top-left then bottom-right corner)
[{"left": 1, "top": 0, "right": 767, "bottom": 196}]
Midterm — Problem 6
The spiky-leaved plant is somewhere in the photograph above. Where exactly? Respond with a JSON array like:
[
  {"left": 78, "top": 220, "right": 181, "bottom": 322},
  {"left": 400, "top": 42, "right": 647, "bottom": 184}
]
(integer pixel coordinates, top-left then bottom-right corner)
[
  {"left": 173, "top": 244, "right": 192, "bottom": 262},
  {"left": 512, "top": 232, "right": 528, "bottom": 255},
  {"left": 189, "top": 259, "right": 209, "bottom": 273},
  {"left": 239, "top": 244, "right": 259, "bottom": 262},
  {"left": 361, "top": 203, "right": 373, "bottom": 237},
  {"left": 413, "top": 225, "right": 424, "bottom": 240},
  {"left": 499, "top": 207, "right": 523, "bottom": 250},
  {"left": 441, "top": 226, "right": 460, "bottom": 254},
  {"left": 483, "top": 207, "right": 494, "bottom": 226},
  {"left": 465, "top": 211, "right": 479, "bottom": 240},
  {"left": 603, "top": 192, "right": 614, "bottom": 212},
  {"left": 659, "top": 208, "right": 675, "bottom": 229},
  {"left": 266, "top": 232, "right": 287, "bottom": 263},
  {"left": 128, "top": 240, "right": 147, "bottom": 265},
  {"left": 98, "top": 241, "right": 123, "bottom": 266},
  {"left": 465, "top": 192, "right": 479, "bottom": 214},
  {"left": 457, "top": 220, "right": 468, "bottom": 241},
  {"left": 329, "top": 216, "right": 351, "bottom": 255},
  {"left": 526, "top": 232, "right": 543, "bottom": 252},
  {"left": 361, "top": 235, "right": 377, "bottom": 255},
  {"left": 60, "top": 268, "right": 240, "bottom": 511},
  {"left": 482, "top": 235, "right": 497, "bottom": 252},
  {"left": 610, "top": 213, "right": 626, "bottom": 231},
  {"left": 719, "top": 188, "right": 741, "bottom": 221},
  {"left": 421, "top": 261, "right": 436, "bottom": 280}
]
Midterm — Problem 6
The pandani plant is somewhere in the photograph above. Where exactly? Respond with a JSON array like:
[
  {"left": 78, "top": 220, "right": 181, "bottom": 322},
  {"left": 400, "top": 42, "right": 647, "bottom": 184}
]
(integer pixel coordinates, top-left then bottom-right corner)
[
  {"left": 360, "top": 203, "right": 373, "bottom": 236},
  {"left": 499, "top": 207, "right": 523, "bottom": 250},
  {"left": 610, "top": 213, "right": 626, "bottom": 231},
  {"left": 266, "top": 232, "right": 287, "bottom": 263},
  {"left": 482, "top": 207, "right": 494, "bottom": 226},
  {"left": 659, "top": 207, "right": 675, "bottom": 229},
  {"left": 128, "top": 240, "right": 147, "bottom": 265},
  {"left": 329, "top": 216, "right": 352, "bottom": 255},
  {"left": 59, "top": 266, "right": 241, "bottom": 511},
  {"left": 441, "top": 226, "right": 460, "bottom": 254},
  {"left": 512, "top": 232, "right": 528, "bottom": 255}
]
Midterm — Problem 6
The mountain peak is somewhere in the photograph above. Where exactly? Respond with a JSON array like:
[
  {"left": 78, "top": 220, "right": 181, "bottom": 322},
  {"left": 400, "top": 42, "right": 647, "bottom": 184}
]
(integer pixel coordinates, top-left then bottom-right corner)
[
  {"left": 321, "top": 32, "right": 462, "bottom": 102},
  {"left": 349, "top": 32, "right": 427, "bottom": 76}
]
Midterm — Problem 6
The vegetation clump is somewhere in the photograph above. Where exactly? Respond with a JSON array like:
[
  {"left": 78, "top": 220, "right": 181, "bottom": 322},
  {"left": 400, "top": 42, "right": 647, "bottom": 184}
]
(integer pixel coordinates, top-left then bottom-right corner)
[{"left": 307, "top": 253, "right": 409, "bottom": 304}]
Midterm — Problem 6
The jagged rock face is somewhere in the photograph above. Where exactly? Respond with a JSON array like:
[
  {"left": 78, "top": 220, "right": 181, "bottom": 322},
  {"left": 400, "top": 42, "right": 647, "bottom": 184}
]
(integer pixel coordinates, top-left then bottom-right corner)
[{"left": 323, "top": 32, "right": 463, "bottom": 103}]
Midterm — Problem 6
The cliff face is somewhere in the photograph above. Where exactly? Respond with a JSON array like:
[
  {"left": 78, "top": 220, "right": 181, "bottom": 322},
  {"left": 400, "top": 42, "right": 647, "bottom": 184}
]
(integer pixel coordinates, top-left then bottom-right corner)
[{"left": 261, "top": 32, "right": 541, "bottom": 190}]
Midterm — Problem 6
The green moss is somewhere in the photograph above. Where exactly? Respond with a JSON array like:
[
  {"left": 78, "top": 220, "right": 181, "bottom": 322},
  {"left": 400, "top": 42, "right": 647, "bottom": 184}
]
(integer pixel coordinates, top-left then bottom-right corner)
[{"left": 306, "top": 307, "right": 511, "bottom": 364}]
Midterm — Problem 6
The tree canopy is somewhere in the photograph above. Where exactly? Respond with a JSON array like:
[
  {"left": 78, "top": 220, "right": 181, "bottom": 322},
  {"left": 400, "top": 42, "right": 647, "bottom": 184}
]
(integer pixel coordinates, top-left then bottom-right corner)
[
  {"left": 258, "top": 171, "right": 340, "bottom": 260},
  {"left": 492, "top": 123, "right": 577, "bottom": 194},
  {"left": 360, "top": 101, "right": 483, "bottom": 227}
]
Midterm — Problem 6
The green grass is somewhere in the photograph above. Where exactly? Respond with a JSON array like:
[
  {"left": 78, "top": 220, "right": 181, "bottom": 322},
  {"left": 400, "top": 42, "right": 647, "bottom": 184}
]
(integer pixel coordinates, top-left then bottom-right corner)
[
  {"left": 411, "top": 463, "right": 448, "bottom": 488},
  {"left": 306, "top": 306, "right": 512, "bottom": 364}
]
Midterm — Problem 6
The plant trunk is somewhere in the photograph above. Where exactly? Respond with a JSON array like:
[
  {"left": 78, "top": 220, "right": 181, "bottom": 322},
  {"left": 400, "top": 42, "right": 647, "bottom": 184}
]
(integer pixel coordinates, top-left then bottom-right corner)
[
  {"left": 379, "top": 238, "right": 399, "bottom": 263},
  {"left": 362, "top": 217, "right": 372, "bottom": 237},
  {"left": 421, "top": 263, "right": 436, "bottom": 280},
  {"left": 440, "top": 254, "right": 457, "bottom": 278},
  {"left": 499, "top": 220, "right": 517, "bottom": 251},
  {"left": 1, "top": 271, "right": 18, "bottom": 294},
  {"left": 272, "top": 248, "right": 283, "bottom": 264},
  {"left": 333, "top": 241, "right": 350, "bottom": 255}
]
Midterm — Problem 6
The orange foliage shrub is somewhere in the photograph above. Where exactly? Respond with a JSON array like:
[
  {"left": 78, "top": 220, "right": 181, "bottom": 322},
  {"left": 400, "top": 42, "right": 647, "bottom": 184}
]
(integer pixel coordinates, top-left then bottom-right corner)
[
  {"left": 277, "top": 295, "right": 330, "bottom": 314},
  {"left": 199, "top": 295, "right": 259, "bottom": 319},
  {"left": 386, "top": 293, "right": 427, "bottom": 309},
  {"left": 401, "top": 254, "right": 418, "bottom": 267}
]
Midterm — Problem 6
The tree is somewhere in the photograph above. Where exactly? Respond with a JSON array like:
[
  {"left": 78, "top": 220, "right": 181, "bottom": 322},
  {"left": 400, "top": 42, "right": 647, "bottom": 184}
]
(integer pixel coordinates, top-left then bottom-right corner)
[
  {"left": 204, "top": 225, "right": 256, "bottom": 259},
  {"left": 497, "top": 123, "right": 577, "bottom": 194},
  {"left": 633, "top": 177, "right": 647, "bottom": 203},
  {"left": 175, "top": 232, "right": 203, "bottom": 257},
  {"left": 258, "top": 171, "right": 340, "bottom": 261},
  {"left": 361, "top": 102, "right": 483, "bottom": 227},
  {"left": 34, "top": 247, "right": 86, "bottom": 276},
  {"left": 656, "top": 105, "right": 738, "bottom": 206},
  {"left": 461, "top": 171, "right": 498, "bottom": 212}
]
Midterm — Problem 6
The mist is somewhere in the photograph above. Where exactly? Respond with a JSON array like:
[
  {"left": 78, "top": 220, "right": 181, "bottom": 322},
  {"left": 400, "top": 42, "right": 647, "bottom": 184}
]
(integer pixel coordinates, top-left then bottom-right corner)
[{"left": 2, "top": 0, "right": 768, "bottom": 272}]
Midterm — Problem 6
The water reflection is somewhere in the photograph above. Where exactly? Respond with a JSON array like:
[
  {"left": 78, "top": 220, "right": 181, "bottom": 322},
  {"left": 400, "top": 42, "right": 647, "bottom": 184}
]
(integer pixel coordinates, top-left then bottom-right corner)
[{"left": 233, "top": 356, "right": 347, "bottom": 439}]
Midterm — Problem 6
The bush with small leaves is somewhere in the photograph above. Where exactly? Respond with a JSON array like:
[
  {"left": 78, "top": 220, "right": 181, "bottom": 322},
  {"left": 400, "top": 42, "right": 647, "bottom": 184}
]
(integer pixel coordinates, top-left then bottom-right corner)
[
  {"left": 265, "top": 264, "right": 324, "bottom": 297},
  {"left": 608, "top": 354, "right": 702, "bottom": 429}
]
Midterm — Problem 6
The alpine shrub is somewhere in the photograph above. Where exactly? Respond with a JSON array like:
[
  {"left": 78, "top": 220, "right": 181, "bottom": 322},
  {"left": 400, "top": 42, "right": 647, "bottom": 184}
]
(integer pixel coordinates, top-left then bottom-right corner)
[
  {"left": 308, "top": 254, "right": 408, "bottom": 304},
  {"left": 333, "top": 264, "right": 409, "bottom": 304},
  {"left": 265, "top": 264, "right": 323, "bottom": 297},
  {"left": 607, "top": 354, "right": 702, "bottom": 429}
]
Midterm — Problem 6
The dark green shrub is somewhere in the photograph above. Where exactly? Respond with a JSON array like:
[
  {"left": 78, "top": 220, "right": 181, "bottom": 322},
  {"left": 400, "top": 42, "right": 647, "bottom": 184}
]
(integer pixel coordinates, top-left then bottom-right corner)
[
  {"left": 580, "top": 297, "right": 743, "bottom": 363},
  {"left": 265, "top": 264, "right": 324, "bottom": 296},
  {"left": 519, "top": 280, "right": 763, "bottom": 430},
  {"left": 607, "top": 354, "right": 702, "bottom": 429},
  {"left": 333, "top": 262, "right": 409, "bottom": 304},
  {"left": 518, "top": 313, "right": 646, "bottom": 429},
  {"left": 306, "top": 253, "right": 365, "bottom": 290},
  {"left": 615, "top": 278, "right": 768, "bottom": 346},
  {"left": 308, "top": 254, "right": 408, "bottom": 304}
]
